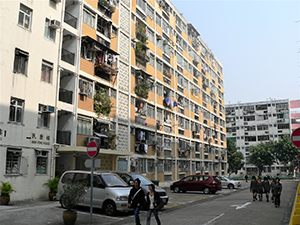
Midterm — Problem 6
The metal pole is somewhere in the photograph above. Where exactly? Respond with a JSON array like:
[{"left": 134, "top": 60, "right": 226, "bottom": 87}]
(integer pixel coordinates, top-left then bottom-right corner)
[{"left": 90, "top": 157, "right": 94, "bottom": 223}]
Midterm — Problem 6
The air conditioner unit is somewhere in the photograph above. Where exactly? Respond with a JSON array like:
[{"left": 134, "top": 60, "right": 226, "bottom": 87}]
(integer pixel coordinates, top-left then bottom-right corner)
[
  {"left": 50, "top": 19, "right": 61, "bottom": 29},
  {"left": 87, "top": 136, "right": 100, "bottom": 146},
  {"left": 79, "top": 87, "right": 88, "bottom": 95},
  {"left": 42, "top": 105, "right": 55, "bottom": 113}
]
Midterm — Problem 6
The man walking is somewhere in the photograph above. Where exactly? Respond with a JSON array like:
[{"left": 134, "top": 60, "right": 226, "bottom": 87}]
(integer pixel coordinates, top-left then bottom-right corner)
[{"left": 274, "top": 177, "right": 282, "bottom": 208}]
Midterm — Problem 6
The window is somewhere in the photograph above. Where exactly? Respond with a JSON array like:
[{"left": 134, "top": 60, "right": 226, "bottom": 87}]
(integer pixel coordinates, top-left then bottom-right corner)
[
  {"left": 147, "top": 159, "right": 154, "bottom": 172},
  {"left": 37, "top": 104, "right": 50, "bottom": 128},
  {"left": 148, "top": 53, "right": 155, "bottom": 67},
  {"left": 156, "top": 14, "right": 161, "bottom": 27},
  {"left": 147, "top": 28, "right": 154, "bottom": 43},
  {"left": 13, "top": 48, "right": 28, "bottom": 75},
  {"left": 36, "top": 150, "right": 48, "bottom": 174},
  {"left": 185, "top": 119, "right": 189, "bottom": 130},
  {"left": 137, "top": 158, "right": 147, "bottom": 173},
  {"left": 83, "top": 8, "right": 95, "bottom": 28},
  {"left": 157, "top": 83, "right": 163, "bottom": 96},
  {"left": 156, "top": 37, "right": 163, "bottom": 49},
  {"left": 44, "top": 18, "right": 56, "bottom": 41},
  {"left": 136, "top": 0, "right": 146, "bottom": 12},
  {"left": 6, "top": 149, "right": 22, "bottom": 174},
  {"left": 41, "top": 60, "right": 53, "bottom": 83},
  {"left": 147, "top": 105, "right": 155, "bottom": 119},
  {"left": 79, "top": 79, "right": 93, "bottom": 98},
  {"left": 146, "top": 4, "right": 154, "bottom": 19},
  {"left": 77, "top": 117, "right": 92, "bottom": 135},
  {"left": 156, "top": 59, "right": 163, "bottom": 72},
  {"left": 112, "top": 26, "right": 118, "bottom": 36},
  {"left": 9, "top": 97, "right": 24, "bottom": 123},
  {"left": 18, "top": 4, "right": 32, "bottom": 30},
  {"left": 157, "top": 160, "right": 163, "bottom": 173}
]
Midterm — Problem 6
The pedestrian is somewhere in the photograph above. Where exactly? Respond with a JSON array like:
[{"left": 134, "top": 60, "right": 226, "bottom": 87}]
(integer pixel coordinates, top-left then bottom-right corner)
[
  {"left": 263, "top": 176, "right": 270, "bottom": 202},
  {"left": 274, "top": 177, "right": 282, "bottom": 208},
  {"left": 257, "top": 177, "right": 263, "bottom": 201},
  {"left": 128, "top": 178, "right": 145, "bottom": 225},
  {"left": 245, "top": 174, "right": 248, "bottom": 182},
  {"left": 146, "top": 184, "right": 161, "bottom": 225},
  {"left": 250, "top": 176, "right": 258, "bottom": 201},
  {"left": 270, "top": 178, "right": 275, "bottom": 203}
]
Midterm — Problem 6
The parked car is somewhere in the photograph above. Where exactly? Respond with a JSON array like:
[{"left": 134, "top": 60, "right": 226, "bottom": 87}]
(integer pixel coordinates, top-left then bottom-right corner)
[
  {"left": 170, "top": 175, "right": 222, "bottom": 194},
  {"left": 112, "top": 171, "right": 169, "bottom": 206},
  {"left": 217, "top": 176, "right": 241, "bottom": 189},
  {"left": 56, "top": 170, "right": 132, "bottom": 216}
]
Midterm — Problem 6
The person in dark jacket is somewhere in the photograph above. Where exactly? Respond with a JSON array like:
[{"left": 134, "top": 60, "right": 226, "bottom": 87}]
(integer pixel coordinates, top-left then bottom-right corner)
[
  {"left": 128, "top": 178, "right": 145, "bottom": 225},
  {"left": 270, "top": 178, "right": 276, "bottom": 203},
  {"left": 257, "top": 177, "right": 263, "bottom": 201},
  {"left": 263, "top": 176, "right": 271, "bottom": 202},
  {"left": 274, "top": 177, "right": 283, "bottom": 207},
  {"left": 250, "top": 176, "right": 258, "bottom": 201},
  {"left": 245, "top": 174, "right": 248, "bottom": 182},
  {"left": 146, "top": 184, "right": 161, "bottom": 225}
]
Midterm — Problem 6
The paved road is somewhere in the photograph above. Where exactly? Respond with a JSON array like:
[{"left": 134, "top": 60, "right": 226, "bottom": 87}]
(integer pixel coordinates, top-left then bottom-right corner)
[{"left": 0, "top": 181, "right": 297, "bottom": 225}]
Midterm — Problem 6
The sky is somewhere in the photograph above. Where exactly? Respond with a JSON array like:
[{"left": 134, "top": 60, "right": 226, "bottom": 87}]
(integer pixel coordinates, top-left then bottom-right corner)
[{"left": 171, "top": 0, "right": 300, "bottom": 105}]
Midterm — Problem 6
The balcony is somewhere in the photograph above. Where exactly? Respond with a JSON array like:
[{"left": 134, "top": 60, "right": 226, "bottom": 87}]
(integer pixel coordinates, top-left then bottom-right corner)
[
  {"left": 59, "top": 88, "right": 73, "bottom": 104},
  {"left": 57, "top": 130, "right": 71, "bottom": 145},
  {"left": 64, "top": 11, "right": 77, "bottom": 29},
  {"left": 95, "top": 62, "right": 117, "bottom": 81},
  {"left": 135, "top": 42, "right": 149, "bottom": 63},
  {"left": 97, "top": 17, "right": 111, "bottom": 39},
  {"left": 61, "top": 48, "right": 75, "bottom": 65},
  {"left": 163, "top": 68, "right": 171, "bottom": 79},
  {"left": 98, "top": 0, "right": 116, "bottom": 13}
]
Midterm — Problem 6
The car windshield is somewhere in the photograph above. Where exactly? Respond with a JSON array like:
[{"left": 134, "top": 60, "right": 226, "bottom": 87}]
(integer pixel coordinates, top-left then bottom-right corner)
[
  {"left": 130, "top": 174, "right": 152, "bottom": 186},
  {"left": 101, "top": 174, "right": 128, "bottom": 187}
]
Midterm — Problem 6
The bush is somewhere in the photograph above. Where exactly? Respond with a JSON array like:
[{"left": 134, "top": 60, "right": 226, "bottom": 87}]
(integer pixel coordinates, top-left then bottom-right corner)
[
  {"left": 60, "top": 182, "right": 87, "bottom": 212},
  {"left": 43, "top": 177, "right": 59, "bottom": 193}
]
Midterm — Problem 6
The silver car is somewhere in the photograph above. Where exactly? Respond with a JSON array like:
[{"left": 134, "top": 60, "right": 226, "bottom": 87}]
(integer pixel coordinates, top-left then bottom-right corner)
[
  {"left": 56, "top": 170, "right": 132, "bottom": 216},
  {"left": 217, "top": 176, "right": 241, "bottom": 189}
]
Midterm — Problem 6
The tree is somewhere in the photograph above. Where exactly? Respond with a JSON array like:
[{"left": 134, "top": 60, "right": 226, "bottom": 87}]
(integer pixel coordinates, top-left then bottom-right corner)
[
  {"left": 273, "top": 135, "right": 300, "bottom": 165},
  {"left": 227, "top": 138, "right": 244, "bottom": 174},
  {"left": 249, "top": 142, "right": 275, "bottom": 176}
]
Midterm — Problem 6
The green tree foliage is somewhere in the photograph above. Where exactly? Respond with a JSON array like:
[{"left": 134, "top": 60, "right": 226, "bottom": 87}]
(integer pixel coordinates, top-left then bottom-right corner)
[
  {"left": 273, "top": 135, "right": 300, "bottom": 166},
  {"left": 94, "top": 88, "right": 113, "bottom": 117},
  {"left": 227, "top": 138, "right": 244, "bottom": 174},
  {"left": 134, "top": 79, "right": 150, "bottom": 99},
  {"left": 249, "top": 142, "right": 275, "bottom": 176}
]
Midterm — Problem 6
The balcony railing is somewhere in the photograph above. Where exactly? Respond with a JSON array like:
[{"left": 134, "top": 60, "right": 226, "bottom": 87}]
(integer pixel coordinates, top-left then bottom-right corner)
[
  {"left": 61, "top": 48, "right": 75, "bottom": 65},
  {"left": 97, "top": 24, "right": 111, "bottom": 38},
  {"left": 64, "top": 11, "right": 77, "bottom": 29},
  {"left": 57, "top": 130, "right": 71, "bottom": 145},
  {"left": 59, "top": 88, "right": 73, "bottom": 104}
]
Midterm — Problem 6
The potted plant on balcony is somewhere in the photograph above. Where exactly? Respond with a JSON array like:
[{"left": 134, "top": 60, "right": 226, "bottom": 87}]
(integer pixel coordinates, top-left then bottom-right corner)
[
  {"left": 94, "top": 88, "right": 113, "bottom": 117},
  {"left": 107, "top": 131, "right": 117, "bottom": 150},
  {"left": 43, "top": 177, "right": 59, "bottom": 201},
  {"left": 60, "top": 182, "right": 87, "bottom": 225},
  {"left": 0, "top": 181, "right": 15, "bottom": 205},
  {"left": 134, "top": 79, "right": 150, "bottom": 99}
]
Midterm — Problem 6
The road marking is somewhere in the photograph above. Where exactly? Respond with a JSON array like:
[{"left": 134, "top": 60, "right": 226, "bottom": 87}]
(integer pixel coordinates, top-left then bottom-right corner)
[
  {"left": 203, "top": 213, "right": 225, "bottom": 225},
  {"left": 231, "top": 202, "right": 252, "bottom": 210}
]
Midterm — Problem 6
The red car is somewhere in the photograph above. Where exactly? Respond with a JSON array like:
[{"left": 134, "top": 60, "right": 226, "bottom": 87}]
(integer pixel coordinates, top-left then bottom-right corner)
[{"left": 170, "top": 175, "right": 222, "bottom": 194}]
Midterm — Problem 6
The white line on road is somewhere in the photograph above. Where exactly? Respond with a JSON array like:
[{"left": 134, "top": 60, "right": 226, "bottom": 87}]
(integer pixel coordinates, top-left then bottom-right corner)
[
  {"left": 231, "top": 202, "right": 252, "bottom": 210},
  {"left": 203, "top": 213, "right": 225, "bottom": 225}
]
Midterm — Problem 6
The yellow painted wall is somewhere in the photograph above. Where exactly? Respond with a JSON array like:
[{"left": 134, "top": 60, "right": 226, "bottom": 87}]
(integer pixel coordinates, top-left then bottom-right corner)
[
  {"left": 147, "top": 17, "right": 155, "bottom": 29},
  {"left": 80, "top": 58, "right": 94, "bottom": 75},
  {"left": 78, "top": 95, "right": 94, "bottom": 112},
  {"left": 85, "top": 0, "right": 97, "bottom": 9},
  {"left": 112, "top": 7, "right": 119, "bottom": 25},
  {"left": 111, "top": 33, "right": 118, "bottom": 53},
  {"left": 146, "top": 117, "right": 156, "bottom": 130},
  {"left": 82, "top": 23, "right": 96, "bottom": 40},
  {"left": 76, "top": 134, "right": 86, "bottom": 146}
]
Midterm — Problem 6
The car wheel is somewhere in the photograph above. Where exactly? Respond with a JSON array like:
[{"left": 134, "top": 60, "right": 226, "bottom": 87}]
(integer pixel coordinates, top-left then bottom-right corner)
[
  {"left": 203, "top": 187, "right": 210, "bottom": 194},
  {"left": 174, "top": 186, "right": 181, "bottom": 193},
  {"left": 103, "top": 201, "right": 117, "bottom": 216},
  {"left": 228, "top": 184, "right": 234, "bottom": 189}
]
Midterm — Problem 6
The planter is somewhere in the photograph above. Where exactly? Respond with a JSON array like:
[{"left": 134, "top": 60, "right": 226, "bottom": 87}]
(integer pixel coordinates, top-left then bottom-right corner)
[
  {"left": 0, "top": 195, "right": 10, "bottom": 205},
  {"left": 49, "top": 192, "right": 56, "bottom": 201},
  {"left": 63, "top": 210, "right": 77, "bottom": 225}
]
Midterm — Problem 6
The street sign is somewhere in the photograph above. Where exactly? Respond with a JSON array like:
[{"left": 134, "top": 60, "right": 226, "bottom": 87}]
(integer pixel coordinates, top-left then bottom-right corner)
[
  {"left": 291, "top": 128, "right": 300, "bottom": 148},
  {"left": 84, "top": 159, "right": 101, "bottom": 168},
  {"left": 87, "top": 141, "right": 98, "bottom": 158}
]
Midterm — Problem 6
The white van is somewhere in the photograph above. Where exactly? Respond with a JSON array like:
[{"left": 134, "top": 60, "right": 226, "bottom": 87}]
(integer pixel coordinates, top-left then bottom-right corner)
[{"left": 56, "top": 170, "right": 132, "bottom": 216}]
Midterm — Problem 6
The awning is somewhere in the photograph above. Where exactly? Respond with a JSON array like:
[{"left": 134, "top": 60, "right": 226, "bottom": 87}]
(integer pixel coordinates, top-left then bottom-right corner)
[
  {"left": 82, "top": 35, "right": 119, "bottom": 56},
  {"left": 56, "top": 146, "right": 133, "bottom": 156},
  {"left": 94, "top": 117, "right": 112, "bottom": 125},
  {"left": 94, "top": 132, "right": 108, "bottom": 138}
]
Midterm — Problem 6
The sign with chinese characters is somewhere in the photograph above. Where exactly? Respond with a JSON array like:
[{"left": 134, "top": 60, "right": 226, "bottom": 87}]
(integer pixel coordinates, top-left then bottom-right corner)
[{"left": 30, "top": 133, "right": 51, "bottom": 145}]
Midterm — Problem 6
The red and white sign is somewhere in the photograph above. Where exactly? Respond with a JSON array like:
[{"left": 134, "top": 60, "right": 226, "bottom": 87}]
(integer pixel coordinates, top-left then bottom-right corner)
[
  {"left": 291, "top": 128, "right": 300, "bottom": 148},
  {"left": 87, "top": 141, "right": 98, "bottom": 158}
]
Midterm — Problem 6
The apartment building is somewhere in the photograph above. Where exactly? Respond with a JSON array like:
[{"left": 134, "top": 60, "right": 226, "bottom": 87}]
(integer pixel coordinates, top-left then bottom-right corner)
[
  {"left": 0, "top": 0, "right": 226, "bottom": 201},
  {"left": 290, "top": 100, "right": 300, "bottom": 131},
  {"left": 0, "top": 1, "right": 62, "bottom": 201},
  {"left": 225, "top": 99, "right": 291, "bottom": 176}
]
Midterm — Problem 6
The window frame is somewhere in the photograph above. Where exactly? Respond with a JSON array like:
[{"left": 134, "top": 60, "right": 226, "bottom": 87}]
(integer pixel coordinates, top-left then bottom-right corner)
[
  {"left": 6, "top": 149, "right": 22, "bottom": 175},
  {"left": 44, "top": 18, "right": 56, "bottom": 41},
  {"left": 13, "top": 48, "right": 29, "bottom": 75},
  {"left": 18, "top": 3, "right": 32, "bottom": 30},
  {"left": 37, "top": 104, "right": 50, "bottom": 128},
  {"left": 41, "top": 60, "right": 53, "bottom": 83},
  {"left": 9, "top": 97, "right": 25, "bottom": 123}
]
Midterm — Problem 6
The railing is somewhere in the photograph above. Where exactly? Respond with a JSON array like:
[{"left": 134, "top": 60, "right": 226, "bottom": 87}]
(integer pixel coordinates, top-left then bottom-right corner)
[
  {"left": 61, "top": 48, "right": 75, "bottom": 65},
  {"left": 57, "top": 130, "right": 71, "bottom": 145},
  {"left": 64, "top": 11, "right": 77, "bottom": 29},
  {"left": 97, "top": 24, "right": 111, "bottom": 38},
  {"left": 59, "top": 88, "right": 73, "bottom": 104}
]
